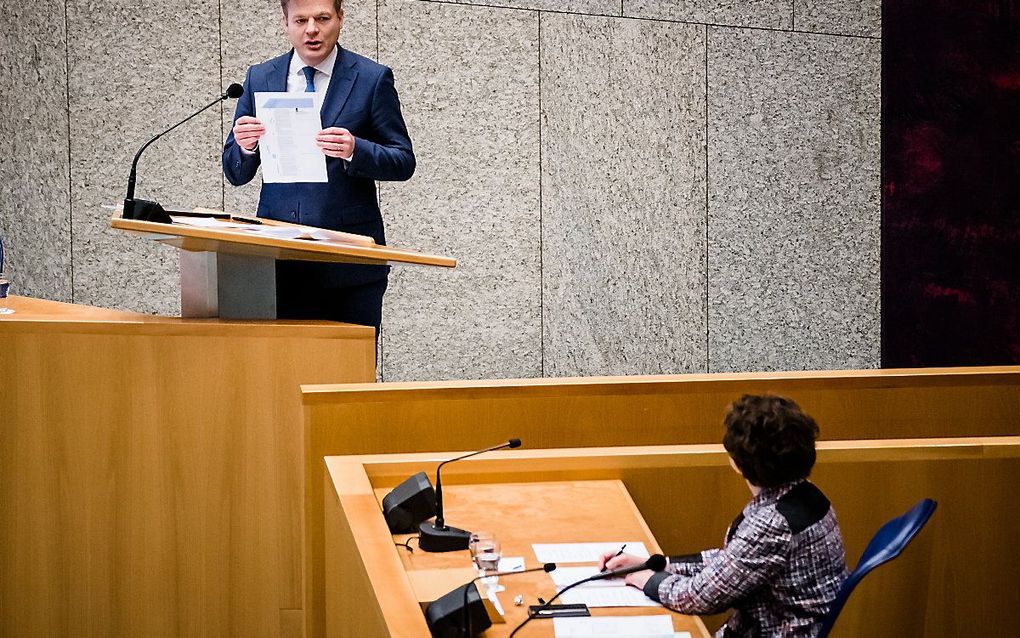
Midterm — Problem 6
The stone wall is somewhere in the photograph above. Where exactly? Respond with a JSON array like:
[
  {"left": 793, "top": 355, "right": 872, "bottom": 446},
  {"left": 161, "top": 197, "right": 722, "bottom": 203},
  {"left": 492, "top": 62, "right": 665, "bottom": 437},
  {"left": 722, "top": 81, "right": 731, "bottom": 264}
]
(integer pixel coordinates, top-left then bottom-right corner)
[{"left": 0, "top": 0, "right": 881, "bottom": 379}]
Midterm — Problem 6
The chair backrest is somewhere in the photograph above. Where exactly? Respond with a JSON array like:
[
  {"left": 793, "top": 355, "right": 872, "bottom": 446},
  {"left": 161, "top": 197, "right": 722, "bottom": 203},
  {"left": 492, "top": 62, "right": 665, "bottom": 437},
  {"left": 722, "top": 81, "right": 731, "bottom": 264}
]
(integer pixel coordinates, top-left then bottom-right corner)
[{"left": 817, "top": 498, "right": 938, "bottom": 638}]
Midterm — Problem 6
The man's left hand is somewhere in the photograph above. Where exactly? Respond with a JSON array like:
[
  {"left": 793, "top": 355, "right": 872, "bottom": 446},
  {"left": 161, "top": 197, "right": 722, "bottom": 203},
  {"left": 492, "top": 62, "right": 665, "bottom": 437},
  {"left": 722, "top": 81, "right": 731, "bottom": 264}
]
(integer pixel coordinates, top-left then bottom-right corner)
[
  {"left": 625, "top": 569, "right": 653, "bottom": 590},
  {"left": 316, "top": 127, "right": 355, "bottom": 160}
]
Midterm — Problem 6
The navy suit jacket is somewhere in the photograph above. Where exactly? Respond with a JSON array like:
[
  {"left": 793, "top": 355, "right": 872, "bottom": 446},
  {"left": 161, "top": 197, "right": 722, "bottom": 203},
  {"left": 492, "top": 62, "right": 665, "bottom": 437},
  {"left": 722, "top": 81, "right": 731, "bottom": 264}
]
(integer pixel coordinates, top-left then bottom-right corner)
[{"left": 223, "top": 47, "right": 415, "bottom": 287}]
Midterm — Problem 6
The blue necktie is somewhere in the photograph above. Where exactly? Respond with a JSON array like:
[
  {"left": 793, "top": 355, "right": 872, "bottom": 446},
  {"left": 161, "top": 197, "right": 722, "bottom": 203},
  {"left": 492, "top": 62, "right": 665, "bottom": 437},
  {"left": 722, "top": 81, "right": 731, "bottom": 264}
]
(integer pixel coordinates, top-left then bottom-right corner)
[{"left": 301, "top": 66, "right": 316, "bottom": 92}]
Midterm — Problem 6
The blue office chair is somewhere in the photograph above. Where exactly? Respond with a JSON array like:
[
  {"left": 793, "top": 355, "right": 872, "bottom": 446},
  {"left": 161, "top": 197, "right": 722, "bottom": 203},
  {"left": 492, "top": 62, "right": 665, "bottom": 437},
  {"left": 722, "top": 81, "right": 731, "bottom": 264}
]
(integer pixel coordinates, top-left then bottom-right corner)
[{"left": 817, "top": 498, "right": 938, "bottom": 638}]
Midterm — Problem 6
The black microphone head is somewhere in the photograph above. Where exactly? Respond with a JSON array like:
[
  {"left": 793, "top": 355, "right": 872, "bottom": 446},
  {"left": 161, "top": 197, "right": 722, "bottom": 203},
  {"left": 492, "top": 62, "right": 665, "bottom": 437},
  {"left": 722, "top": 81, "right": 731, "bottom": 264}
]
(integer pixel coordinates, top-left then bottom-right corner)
[
  {"left": 225, "top": 83, "right": 244, "bottom": 99},
  {"left": 645, "top": 554, "right": 667, "bottom": 572},
  {"left": 543, "top": 563, "right": 556, "bottom": 572},
  {"left": 508, "top": 438, "right": 522, "bottom": 449}
]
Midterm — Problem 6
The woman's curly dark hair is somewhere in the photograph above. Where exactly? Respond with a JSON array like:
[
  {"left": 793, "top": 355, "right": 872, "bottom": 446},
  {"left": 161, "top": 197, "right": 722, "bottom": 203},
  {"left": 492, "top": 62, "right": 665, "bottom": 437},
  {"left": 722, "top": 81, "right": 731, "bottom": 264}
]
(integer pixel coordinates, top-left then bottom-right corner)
[{"left": 722, "top": 394, "right": 819, "bottom": 488}]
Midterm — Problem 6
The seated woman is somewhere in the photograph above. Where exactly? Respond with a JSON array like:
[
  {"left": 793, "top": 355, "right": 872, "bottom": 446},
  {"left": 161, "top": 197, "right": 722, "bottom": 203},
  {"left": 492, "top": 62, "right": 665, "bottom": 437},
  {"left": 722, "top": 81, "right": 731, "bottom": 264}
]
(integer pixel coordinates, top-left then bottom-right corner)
[{"left": 601, "top": 394, "right": 848, "bottom": 637}]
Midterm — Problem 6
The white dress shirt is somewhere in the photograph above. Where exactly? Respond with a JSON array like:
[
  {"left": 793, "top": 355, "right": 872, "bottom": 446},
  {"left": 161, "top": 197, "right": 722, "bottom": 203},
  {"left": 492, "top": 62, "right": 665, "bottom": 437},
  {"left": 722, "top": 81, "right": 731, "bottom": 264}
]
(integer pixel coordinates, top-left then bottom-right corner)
[{"left": 287, "top": 46, "right": 337, "bottom": 93}]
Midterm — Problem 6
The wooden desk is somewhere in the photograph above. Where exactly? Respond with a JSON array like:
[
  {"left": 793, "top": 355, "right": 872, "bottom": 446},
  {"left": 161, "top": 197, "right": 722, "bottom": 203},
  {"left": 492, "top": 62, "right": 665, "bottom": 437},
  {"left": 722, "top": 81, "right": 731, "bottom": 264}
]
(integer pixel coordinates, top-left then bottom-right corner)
[
  {"left": 324, "top": 458, "right": 709, "bottom": 636},
  {"left": 324, "top": 438, "right": 1020, "bottom": 637},
  {"left": 386, "top": 481, "right": 709, "bottom": 636}
]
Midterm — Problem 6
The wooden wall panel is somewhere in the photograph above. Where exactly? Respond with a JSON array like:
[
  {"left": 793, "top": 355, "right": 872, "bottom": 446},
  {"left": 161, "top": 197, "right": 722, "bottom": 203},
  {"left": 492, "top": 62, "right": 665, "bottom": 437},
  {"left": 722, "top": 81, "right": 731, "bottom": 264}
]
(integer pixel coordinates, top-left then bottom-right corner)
[
  {"left": 1, "top": 296, "right": 374, "bottom": 637},
  {"left": 301, "top": 367, "right": 1020, "bottom": 634},
  {"left": 325, "top": 438, "right": 1020, "bottom": 637}
]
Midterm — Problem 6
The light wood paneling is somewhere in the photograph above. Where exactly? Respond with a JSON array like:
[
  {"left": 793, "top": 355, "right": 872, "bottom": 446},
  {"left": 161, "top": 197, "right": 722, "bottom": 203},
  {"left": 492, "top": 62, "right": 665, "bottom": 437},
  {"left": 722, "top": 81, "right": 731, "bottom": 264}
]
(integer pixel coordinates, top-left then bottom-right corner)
[
  {"left": 1, "top": 296, "right": 375, "bottom": 636},
  {"left": 301, "top": 366, "right": 1020, "bottom": 635},
  {"left": 325, "top": 437, "right": 1020, "bottom": 637}
]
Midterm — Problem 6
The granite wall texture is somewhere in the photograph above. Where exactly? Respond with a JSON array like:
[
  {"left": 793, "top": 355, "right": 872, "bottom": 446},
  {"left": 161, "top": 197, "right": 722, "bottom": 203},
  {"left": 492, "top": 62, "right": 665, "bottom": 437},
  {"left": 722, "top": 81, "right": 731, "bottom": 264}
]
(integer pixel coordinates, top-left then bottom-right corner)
[
  {"left": 0, "top": 2, "right": 73, "bottom": 302},
  {"left": 0, "top": 0, "right": 881, "bottom": 379}
]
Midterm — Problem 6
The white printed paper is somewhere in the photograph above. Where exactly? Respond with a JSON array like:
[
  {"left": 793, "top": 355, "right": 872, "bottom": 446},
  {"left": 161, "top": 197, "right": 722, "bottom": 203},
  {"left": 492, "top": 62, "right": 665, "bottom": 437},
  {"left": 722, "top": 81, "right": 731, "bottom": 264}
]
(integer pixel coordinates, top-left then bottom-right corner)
[
  {"left": 237, "top": 224, "right": 373, "bottom": 246},
  {"left": 559, "top": 586, "right": 661, "bottom": 608},
  {"left": 170, "top": 216, "right": 256, "bottom": 230},
  {"left": 532, "top": 542, "right": 650, "bottom": 564},
  {"left": 240, "top": 225, "right": 328, "bottom": 240},
  {"left": 255, "top": 92, "right": 327, "bottom": 183},
  {"left": 553, "top": 615, "right": 678, "bottom": 636},
  {"left": 497, "top": 556, "right": 526, "bottom": 572},
  {"left": 549, "top": 566, "right": 629, "bottom": 588}
]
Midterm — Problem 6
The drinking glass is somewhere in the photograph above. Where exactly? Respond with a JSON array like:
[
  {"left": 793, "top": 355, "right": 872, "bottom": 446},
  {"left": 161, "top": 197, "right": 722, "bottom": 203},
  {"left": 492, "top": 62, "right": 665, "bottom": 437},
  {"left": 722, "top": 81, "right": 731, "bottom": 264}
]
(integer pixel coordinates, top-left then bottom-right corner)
[
  {"left": 470, "top": 532, "right": 501, "bottom": 571},
  {"left": 469, "top": 532, "right": 503, "bottom": 593}
]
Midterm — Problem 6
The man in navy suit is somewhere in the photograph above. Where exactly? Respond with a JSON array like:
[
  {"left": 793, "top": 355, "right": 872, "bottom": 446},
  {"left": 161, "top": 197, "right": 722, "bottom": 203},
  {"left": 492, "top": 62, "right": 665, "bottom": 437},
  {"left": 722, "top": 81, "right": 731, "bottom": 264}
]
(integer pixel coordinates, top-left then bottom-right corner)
[{"left": 223, "top": 0, "right": 415, "bottom": 331}]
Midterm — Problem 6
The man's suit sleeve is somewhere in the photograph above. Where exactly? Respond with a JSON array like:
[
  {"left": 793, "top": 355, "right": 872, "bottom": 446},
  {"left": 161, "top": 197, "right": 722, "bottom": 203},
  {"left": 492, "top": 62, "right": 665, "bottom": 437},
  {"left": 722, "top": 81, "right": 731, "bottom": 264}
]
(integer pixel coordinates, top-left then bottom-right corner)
[
  {"left": 346, "top": 68, "right": 416, "bottom": 182},
  {"left": 222, "top": 67, "right": 262, "bottom": 186}
]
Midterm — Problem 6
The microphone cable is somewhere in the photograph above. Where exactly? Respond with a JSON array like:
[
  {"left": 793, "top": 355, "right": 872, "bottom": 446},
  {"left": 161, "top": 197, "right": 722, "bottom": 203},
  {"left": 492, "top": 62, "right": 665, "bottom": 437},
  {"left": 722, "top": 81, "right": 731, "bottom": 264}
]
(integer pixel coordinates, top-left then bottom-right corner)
[{"left": 507, "top": 554, "right": 666, "bottom": 637}]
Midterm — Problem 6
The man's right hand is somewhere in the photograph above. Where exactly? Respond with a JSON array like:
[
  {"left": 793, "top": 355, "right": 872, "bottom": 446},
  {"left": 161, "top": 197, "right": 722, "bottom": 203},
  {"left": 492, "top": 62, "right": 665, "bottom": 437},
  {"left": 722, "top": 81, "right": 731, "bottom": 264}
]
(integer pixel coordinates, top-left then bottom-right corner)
[{"left": 233, "top": 116, "right": 265, "bottom": 151}]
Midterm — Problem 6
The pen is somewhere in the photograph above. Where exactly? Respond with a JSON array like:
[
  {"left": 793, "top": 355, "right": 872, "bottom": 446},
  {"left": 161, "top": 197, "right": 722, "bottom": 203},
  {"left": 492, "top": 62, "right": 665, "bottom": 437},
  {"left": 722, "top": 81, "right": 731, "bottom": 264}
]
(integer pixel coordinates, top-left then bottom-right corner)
[
  {"left": 601, "top": 543, "right": 627, "bottom": 572},
  {"left": 230, "top": 215, "right": 262, "bottom": 225}
]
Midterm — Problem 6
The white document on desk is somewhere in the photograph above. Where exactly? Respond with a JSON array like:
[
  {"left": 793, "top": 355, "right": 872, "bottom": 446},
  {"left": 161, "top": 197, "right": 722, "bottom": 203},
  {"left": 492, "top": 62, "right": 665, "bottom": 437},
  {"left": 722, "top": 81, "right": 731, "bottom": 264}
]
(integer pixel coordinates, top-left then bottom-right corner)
[
  {"left": 497, "top": 556, "right": 525, "bottom": 572},
  {"left": 553, "top": 615, "right": 679, "bottom": 636},
  {"left": 559, "top": 585, "right": 661, "bottom": 608},
  {"left": 170, "top": 216, "right": 255, "bottom": 230},
  {"left": 550, "top": 566, "right": 627, "bottom": 588},
  {"left": 254, "top": 92, "right": 327, "bottom": 183},
  {"left": 234, "top": 223, "right": 375, "bottom": 246},
  {"left": 532, "top": 542, "right": 650, "bottom": 564}
]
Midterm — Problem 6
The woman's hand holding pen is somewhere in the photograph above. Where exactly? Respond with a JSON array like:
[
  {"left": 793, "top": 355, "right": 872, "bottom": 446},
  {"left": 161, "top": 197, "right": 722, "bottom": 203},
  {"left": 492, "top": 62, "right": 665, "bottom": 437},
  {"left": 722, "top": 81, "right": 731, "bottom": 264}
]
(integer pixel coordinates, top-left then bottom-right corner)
[{"left": 598, "top": 550, "right": 646, "bottom": 573}]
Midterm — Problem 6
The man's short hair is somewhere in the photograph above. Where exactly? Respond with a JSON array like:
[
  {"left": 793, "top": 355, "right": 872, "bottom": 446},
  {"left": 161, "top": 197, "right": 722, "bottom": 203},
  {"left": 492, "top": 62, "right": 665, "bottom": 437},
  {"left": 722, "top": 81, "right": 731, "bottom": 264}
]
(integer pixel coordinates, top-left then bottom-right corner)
[
  {"left": 722, "top": 394, "right": 819, "bottom": 488},
  {"left": 281, "top": 0, "right": 343, "bottom": 16}
]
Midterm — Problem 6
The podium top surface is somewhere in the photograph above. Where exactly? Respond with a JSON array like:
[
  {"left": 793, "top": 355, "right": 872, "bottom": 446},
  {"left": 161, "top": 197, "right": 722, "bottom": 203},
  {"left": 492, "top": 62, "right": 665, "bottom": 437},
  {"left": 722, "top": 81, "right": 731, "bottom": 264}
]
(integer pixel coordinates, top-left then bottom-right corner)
[
  {"left": 111, "top": 215, "right": 457, "bottom": 268},
  {"left": 0, "top": 295, "right": 374, "bottom": 338}
]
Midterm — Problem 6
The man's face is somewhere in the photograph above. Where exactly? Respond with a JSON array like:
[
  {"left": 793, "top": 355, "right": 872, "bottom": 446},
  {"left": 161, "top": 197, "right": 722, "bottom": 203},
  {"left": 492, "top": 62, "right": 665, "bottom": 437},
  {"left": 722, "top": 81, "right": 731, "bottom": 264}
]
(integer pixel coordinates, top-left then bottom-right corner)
[{"left": 284, "top": 0, "right": 343, "bottom": 67}]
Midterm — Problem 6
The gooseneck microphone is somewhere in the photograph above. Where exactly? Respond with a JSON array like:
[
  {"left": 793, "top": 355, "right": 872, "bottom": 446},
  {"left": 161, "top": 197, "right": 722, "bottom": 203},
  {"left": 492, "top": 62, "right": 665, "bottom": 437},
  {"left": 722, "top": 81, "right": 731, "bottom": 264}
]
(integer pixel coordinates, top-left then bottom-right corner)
[
  {"left": 123, "top": 82, "right": 244, "bottom": 223},
  {"left": 419, "top": 438, "right": 522, "bottom": 553},
  {"left": 508, "top": 554, "right": 667, "bottom": 637},
  {"left": 585, "top": 554, "right": 668, "bottom": 582}
]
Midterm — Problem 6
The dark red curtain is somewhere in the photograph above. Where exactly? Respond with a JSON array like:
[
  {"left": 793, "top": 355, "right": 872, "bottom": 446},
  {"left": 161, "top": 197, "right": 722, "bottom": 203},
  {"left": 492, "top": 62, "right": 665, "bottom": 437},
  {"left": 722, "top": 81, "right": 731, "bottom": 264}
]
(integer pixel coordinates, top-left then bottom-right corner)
[{"left": 883, "top": 0, "right": 1020, "bottom": 366}]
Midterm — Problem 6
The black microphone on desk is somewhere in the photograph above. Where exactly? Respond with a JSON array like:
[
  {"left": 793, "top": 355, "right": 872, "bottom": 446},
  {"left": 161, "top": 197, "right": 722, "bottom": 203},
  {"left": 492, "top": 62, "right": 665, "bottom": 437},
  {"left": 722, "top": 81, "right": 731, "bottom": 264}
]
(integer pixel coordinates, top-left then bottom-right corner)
[
  {"left": 585, "top": 554, "right": 668, "bottom": 582},
  {"left": 122, "top": 82, "right": 244, "bottom": 223},
  {"left": 418, "top": 438, "right": 522, "bottom": 553},
  {"left": 508, "top": 554, "right": 668, "bottom": 637},
  {"left": 424, "top": 562, "right": 556, "bottom": 637}
]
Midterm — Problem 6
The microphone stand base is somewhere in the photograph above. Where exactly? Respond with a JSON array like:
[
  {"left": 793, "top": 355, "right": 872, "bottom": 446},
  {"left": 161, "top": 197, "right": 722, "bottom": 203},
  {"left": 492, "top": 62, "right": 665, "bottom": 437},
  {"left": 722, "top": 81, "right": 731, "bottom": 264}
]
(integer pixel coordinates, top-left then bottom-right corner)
[
  {"left": 419, "top": 521, "right": 472, "bottom": 553},
  {"left": 123, "top": 198, "right": 172, "bottom": 224}
]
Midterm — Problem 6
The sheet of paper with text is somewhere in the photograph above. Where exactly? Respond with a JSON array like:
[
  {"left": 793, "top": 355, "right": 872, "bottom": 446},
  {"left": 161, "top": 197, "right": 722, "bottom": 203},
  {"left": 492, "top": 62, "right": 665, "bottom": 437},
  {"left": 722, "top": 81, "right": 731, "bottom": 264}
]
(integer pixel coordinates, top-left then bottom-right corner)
[
  {"left": 532, "top": 542, "right": 650, "bottom": 564},
  {"left": 553, "top": 615, "right": 680, "bottom": 636},
  {"left": 254, "top": 92, "right": 328, "bottom": 183}
]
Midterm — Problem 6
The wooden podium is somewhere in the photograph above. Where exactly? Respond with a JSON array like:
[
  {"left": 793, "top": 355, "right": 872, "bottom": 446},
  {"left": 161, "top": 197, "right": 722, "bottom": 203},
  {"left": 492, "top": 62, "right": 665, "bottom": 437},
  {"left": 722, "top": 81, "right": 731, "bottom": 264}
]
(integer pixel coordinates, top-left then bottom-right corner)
[
  {"left": 1, "top": 295, "right": 377, "bottom": 637},
  {"left": 112, "top": 213, "right": 456, "bottom": 319}
]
